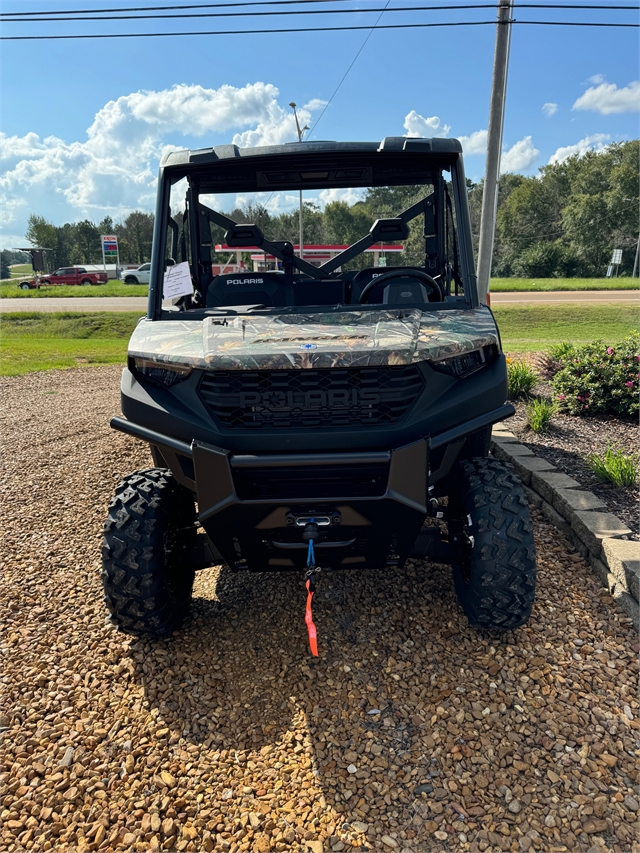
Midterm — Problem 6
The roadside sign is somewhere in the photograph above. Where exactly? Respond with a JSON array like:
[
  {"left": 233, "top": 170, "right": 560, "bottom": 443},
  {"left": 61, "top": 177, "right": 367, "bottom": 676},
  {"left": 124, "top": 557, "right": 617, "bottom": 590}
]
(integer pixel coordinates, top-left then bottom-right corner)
[
  {"left": 378, "top": 256, "right": 387, "bottom": 267},
  {"left": 611, "top": 249, "right": 623, "bottom": 265},
  {"left": 101, "top": 235, "right": 120, "bottom": 278}
]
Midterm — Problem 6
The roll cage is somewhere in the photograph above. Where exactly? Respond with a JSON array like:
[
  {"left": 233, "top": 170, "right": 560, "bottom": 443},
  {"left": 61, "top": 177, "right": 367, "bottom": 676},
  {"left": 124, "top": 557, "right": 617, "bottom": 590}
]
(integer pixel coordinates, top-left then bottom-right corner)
[{"left": 147, "top": 137, "right": 479, "bottom": 319}]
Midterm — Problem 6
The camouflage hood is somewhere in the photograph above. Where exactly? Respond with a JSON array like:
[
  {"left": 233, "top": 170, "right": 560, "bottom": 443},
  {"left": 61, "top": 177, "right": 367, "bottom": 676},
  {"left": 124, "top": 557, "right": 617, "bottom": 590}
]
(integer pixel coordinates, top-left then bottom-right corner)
[{"left": 128, "top": 307, "right": 499, "bottom": 370}]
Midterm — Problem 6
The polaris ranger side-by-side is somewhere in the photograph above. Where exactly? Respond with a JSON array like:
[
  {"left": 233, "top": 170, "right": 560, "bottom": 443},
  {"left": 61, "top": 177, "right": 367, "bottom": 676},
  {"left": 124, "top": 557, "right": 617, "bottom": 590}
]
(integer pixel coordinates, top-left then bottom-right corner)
[{"left": 102, "top": 137, "right": 536, "bottom": 646}]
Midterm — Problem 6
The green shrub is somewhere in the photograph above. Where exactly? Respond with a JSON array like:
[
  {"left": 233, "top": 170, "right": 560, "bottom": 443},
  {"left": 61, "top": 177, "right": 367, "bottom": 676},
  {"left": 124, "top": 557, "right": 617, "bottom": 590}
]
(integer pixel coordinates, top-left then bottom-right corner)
[
  {"left": 526, "top": 397, "right": 556, "bottom": 433},
  {"left": 535, "top": 342, "right": 574, "bottom": 381},
  {"left": 552, "top": 333, "right": 639, "bottom": 417},
  {"left": 588, "top": 441, "right": 639, "bottom": 487},
  {"left": 507, "top": 360, "right": 538, "bottom": 400}
]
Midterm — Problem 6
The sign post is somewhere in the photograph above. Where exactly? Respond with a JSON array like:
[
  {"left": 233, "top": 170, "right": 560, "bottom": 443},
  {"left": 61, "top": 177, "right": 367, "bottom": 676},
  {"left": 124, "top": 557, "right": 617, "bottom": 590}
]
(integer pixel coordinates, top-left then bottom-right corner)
[
  {"left": 607, "top": 249, "right": 623, "bottom": 278},
  {"left": 101, "top": 235, "right": 119, "bottom": 280}
]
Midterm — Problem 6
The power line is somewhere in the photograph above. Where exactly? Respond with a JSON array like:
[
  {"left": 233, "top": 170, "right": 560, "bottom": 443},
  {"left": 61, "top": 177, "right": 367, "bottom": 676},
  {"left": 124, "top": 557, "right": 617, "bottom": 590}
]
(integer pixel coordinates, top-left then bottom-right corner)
[
  {"left": 307, "top": 0, "right": 392, "bottom": 138},
  {"left": 2, "top": 3, "right": 637, "bottom": 20},
  {"left": 1, "top": 19, "right": 637, "bottom": 38},
  {"left": 1, "top": 1, "right": 636, "bottom": 17},
  {"left": 0, "top": 4, "right": 549, "bottom": 22}
]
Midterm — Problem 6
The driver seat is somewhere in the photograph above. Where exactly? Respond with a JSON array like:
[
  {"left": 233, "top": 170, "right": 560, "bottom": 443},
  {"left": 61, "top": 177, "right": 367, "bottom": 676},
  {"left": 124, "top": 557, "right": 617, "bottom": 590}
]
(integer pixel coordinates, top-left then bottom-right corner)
[{"left": 350, "top": 267, "right": 432, "bottom": 305}]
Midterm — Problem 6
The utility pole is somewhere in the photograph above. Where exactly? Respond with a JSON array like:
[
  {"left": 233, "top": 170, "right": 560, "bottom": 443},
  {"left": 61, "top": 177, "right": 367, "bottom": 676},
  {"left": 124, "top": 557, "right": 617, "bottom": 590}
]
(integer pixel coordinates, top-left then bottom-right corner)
[
  {"left": 476, "top": 0, "right": 514, "bottom": 305},
  {"left": 289, "top": 102, "right": 309, "bottom": 261},
  {"left": 632, "top": 235, "right": 639, "bottom": 278}
]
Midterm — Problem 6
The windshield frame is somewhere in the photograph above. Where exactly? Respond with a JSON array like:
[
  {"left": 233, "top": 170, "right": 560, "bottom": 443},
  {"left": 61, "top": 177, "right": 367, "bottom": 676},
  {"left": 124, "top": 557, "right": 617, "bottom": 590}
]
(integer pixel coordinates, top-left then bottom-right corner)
[{"left": 147, "top": 143, "right": 478, "bottom": 319}]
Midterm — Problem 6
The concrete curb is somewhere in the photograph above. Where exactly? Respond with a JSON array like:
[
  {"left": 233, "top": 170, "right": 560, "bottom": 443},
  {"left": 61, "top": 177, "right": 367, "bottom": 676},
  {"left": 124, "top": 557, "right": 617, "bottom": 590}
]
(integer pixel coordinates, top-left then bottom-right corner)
[{"left": 491, "top": 425, "right": 639, "bottom": 632}]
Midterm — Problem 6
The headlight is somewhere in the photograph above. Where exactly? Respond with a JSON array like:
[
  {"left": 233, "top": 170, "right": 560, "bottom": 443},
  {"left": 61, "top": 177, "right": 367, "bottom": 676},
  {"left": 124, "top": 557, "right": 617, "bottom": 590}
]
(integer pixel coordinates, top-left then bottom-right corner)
[
  {"left": 431, "top": 348, "right": 487, "bottom": 378},
  {"left": 132, "top": 357, "right": 191, "bottom": 389}
]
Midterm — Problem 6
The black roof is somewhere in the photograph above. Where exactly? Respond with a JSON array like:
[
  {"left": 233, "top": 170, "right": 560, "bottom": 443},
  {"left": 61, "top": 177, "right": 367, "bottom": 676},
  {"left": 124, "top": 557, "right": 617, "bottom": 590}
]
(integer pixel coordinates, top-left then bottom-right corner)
[{"left": 161, "top": 136, "right": 463, "bottom": 168}]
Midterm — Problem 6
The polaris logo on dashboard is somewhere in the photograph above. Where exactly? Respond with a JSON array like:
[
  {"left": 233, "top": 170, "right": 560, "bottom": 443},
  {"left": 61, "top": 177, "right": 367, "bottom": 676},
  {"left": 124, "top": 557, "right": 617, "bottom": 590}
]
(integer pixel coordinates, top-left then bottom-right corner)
[
  {"left": 227, "top": 278, "right": 264, "bottom": 285},
  {"left": 239, "top": 389, "right": 381, "bottom": 410}
]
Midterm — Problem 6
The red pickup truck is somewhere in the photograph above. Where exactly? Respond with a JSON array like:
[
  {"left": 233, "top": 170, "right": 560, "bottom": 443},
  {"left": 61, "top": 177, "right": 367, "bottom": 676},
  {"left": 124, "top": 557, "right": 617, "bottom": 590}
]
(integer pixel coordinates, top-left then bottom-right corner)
[{"left": 19, "top": 267, "right": 108, "bottom": 290}]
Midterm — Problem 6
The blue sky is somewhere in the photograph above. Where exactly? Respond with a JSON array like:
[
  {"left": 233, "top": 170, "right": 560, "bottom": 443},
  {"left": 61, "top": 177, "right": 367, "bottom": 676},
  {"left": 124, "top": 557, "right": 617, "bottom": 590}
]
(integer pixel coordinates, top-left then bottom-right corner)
[{"left": 1, "top": 1, "right": 638, "bottom": 247}]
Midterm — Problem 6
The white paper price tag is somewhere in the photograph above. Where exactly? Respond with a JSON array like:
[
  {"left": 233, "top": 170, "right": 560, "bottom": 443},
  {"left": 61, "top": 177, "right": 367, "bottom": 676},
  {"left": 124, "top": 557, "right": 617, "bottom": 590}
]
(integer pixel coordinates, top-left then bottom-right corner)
[{"left": 163, "top": 261, "right": 194, "bottom": 300}]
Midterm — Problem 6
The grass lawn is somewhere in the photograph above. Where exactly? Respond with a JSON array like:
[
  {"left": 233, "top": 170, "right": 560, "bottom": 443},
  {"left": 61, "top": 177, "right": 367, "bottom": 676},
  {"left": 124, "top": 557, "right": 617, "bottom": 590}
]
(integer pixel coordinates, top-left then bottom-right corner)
[
  {"left": 1, "top": 304, "right": 637, "bottom": 375},
  {"left": 494, "top": 303, "right": 639, "bottom": 351},
  {"left": 0, "top": 313, "right": 141, "bottom": 376},
  {"left": 490, "top": 277, "right": 638, "bottom": 291},
  {"left": 2, "top": 276, "right": 637, "bottom": 297},
  {"left": 8, "top": 263, "right": 34, "bottom": 279},
  {"left": 0, "top": 279, "right": 148, "bottom": 298}
]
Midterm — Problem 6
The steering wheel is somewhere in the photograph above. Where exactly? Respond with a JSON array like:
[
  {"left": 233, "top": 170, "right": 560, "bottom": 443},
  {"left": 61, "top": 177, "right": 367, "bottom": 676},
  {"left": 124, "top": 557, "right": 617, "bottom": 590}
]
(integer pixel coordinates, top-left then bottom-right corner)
[{"left": 357, "top": 269, "right": 444, "bottom": 304}]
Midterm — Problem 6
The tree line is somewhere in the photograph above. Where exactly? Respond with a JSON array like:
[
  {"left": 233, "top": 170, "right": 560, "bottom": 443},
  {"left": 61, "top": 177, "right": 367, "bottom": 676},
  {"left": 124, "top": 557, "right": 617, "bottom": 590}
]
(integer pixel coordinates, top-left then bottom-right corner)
[
  {"left": 20, "top": 211, "right": 155, "bottom": 271},
  {"left": 14, "top": 140, "right": 639, "bottom": 277}
]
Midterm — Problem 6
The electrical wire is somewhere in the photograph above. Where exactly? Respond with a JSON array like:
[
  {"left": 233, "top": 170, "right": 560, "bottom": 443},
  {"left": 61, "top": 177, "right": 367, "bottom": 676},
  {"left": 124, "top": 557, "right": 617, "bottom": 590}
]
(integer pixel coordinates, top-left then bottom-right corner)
[
  {"left": 2, "top": 3, "right": 636, "bottom": 20},
  {"left": 306, "top": 0, "right": 391, "bottom": 137},
  {"left": 1, "top": 19, "right": 637, "bottom": 38},
  {"left": 1, "top": 1, "right": 636, "bottom": 18},
  {"left": 0, "top": 4, "right": 556, "bottom": 21}
]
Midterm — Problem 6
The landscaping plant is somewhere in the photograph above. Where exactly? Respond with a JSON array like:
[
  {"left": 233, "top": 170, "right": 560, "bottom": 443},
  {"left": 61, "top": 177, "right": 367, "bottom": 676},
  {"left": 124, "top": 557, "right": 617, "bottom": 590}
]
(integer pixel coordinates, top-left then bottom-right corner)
[
  {"left": 552, "top": 333, "right": 639, "bottom": 417},
  {"left": 536, "top": 342, "right": 574, "bottom": 380},
  {"left": 588, "top": 441, "right": 639, "bottom": 488},
  {"left": 526, "top": 397, "right": 556, "bottom": 433},
  {"left": 507, "top": 360, "right": 538, "bottom": 400}
]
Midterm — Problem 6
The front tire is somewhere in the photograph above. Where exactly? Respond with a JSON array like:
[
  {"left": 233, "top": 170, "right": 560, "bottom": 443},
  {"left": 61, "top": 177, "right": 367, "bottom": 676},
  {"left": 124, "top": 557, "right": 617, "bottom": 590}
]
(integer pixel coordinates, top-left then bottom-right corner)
[
  {"left": 20, "top": 282, "right": 33, "bottom": 290},
  {"left": 101, "top": 468, "right": 197, "bottom": 637},
  {"left": 124, "top": 276, "right": 138, "bottom": 284},
  {"left": 451, "top": 457, "right": 536, "bottom": 631}
]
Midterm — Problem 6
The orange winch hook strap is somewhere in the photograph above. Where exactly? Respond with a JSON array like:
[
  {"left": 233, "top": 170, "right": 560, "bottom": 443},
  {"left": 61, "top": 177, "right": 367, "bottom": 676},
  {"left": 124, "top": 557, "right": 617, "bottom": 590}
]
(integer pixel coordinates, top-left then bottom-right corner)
[{"left": 305, "top": 578, "right": 318, "bottom": 657}]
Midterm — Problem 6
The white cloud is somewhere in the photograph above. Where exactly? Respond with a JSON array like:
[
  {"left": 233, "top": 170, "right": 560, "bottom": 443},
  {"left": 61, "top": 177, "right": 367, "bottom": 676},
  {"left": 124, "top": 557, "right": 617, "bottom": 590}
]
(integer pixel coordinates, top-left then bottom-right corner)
[
  {"left": 0, "top": 83, "right": 326, "bottom": 242},
  {"left": 547, "top": 133, "right": 610, "bottom": 165},
  {"left": 500, "top": 136, "right": 540, "bottom": 173},
  {"left": 573, "top": 81, "right": 640, "bottom": 115},
  {"left": 589, "top": 74, "right": 605, "bottom": 85},
  {"left": 404, "top": 111, "right": 538, "bottom": 173},
  {"left": 403, "top": 111, "right": 451, "bottom": 138},
  {"left": 303, "top": 99, "right": 328, "bottom": 112},
  {"left": 458, "top": 129, "right": 488, "bottom": 155},
  {"left": 542, "top": 102, "right": 558, "bottom": 117},
  {"left": 318, "top": 187, "right": 366, "bottom": 207}
]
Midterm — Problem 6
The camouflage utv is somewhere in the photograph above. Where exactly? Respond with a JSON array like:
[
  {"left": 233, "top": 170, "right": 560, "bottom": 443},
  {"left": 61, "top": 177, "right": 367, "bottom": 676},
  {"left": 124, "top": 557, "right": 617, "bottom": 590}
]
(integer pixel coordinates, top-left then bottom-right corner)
[{"left": 102, "top": 137, "right": 536, "bottom": 648}]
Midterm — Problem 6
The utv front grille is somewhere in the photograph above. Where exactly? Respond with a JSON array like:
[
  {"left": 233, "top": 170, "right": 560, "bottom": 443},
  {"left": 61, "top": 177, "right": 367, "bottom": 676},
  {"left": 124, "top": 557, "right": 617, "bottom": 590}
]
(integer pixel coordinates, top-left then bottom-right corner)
[
  {"left": 198, "top": 365, "right": 424, "bottom": 430},
  {"left": 233, "top": 462, "right": 389, "bottom": 500}
]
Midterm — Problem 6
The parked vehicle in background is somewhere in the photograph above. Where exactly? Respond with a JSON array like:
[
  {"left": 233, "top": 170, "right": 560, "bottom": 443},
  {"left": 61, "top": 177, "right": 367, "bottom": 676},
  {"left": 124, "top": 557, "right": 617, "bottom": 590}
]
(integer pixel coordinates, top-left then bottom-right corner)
[
  {"left": 19, "top": 267, "right": 107, "bottom": 289},
  {"left": 120, "top": 263, "right": 151, "bottom": 285}
]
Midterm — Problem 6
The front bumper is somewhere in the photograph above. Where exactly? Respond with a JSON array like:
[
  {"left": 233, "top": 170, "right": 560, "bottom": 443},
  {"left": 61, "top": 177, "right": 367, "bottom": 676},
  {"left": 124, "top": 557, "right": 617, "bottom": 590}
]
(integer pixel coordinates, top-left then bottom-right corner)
[{"left": 110, "top": 400, "right": 513, "bottom": 572}]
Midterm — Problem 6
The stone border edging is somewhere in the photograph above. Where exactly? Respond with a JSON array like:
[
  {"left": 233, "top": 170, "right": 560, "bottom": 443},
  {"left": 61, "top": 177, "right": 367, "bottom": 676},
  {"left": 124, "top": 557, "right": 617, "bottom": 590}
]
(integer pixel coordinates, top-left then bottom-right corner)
[{"left": 490, "top": 425, "right": 639, "bottom": 632}]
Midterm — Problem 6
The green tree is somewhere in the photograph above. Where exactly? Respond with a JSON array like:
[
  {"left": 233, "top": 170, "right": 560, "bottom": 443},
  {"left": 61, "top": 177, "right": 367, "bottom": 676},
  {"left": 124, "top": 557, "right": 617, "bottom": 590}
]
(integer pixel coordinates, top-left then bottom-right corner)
[
  {"left": 1, "top": 251, "right": 11, "bottom": 280},
  {"left": 74, "top": 220, "right": 101, "bottom": 264},
  {"left": 116, "top": 211, "right": 154, "bottom": 263}
]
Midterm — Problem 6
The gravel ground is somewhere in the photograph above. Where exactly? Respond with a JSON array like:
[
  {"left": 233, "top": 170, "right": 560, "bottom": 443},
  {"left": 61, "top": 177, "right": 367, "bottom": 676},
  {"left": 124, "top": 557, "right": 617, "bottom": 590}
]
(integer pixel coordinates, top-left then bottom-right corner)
[{"left": 2, "top": 365, "right": 640, "bottom": 853}]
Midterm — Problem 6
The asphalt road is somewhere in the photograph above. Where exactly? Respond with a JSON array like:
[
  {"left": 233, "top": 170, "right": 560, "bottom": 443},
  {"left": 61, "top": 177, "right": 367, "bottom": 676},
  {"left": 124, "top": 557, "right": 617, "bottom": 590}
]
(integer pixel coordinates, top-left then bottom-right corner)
[{"left": 0, "top": 290, "right": 638, "bottom": 312}]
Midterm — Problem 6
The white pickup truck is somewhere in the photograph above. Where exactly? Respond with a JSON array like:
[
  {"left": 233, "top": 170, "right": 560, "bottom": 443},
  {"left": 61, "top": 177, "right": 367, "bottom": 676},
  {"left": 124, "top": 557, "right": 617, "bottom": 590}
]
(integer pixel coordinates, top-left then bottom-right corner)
[{"left": 120, "top": 263, "right": 151, "bottom": 285}]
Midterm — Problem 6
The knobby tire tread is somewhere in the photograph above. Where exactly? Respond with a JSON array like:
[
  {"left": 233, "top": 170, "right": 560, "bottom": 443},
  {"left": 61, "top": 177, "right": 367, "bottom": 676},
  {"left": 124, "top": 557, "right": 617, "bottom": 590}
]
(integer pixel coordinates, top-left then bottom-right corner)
[
  {"left": 452, "top": 457, "right": 536, "bottom": 631},
  {"left": 101, "top": 468, "right": 196, "bottom": 637}
]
